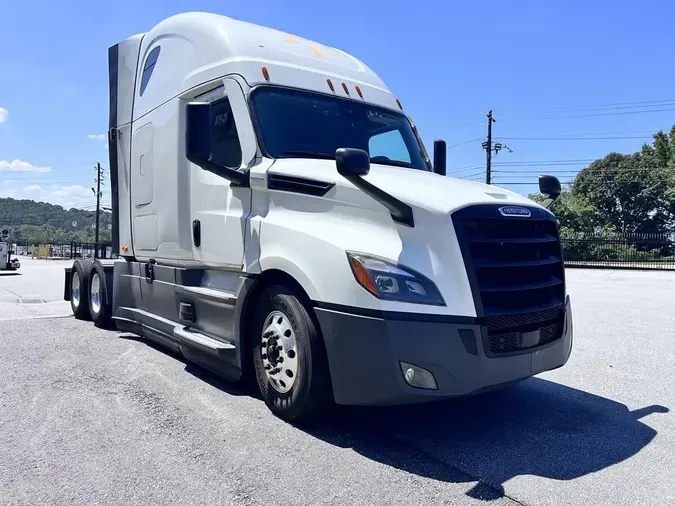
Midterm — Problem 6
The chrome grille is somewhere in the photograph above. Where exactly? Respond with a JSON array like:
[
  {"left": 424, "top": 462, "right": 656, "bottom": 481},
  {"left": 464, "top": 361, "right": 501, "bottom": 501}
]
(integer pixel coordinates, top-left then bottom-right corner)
[{"left": 452, "top": 205, "right": 566, "bottom": 356}]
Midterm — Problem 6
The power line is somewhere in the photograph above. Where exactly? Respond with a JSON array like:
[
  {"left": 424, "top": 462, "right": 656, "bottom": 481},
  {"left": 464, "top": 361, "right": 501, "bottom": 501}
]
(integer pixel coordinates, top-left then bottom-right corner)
[
  {"left": 493, "top": 136, "right": 652, "bottom": 141},
  {"left": 494, "top": 98, "right": 675, "bottom": 116},
  {"left": 492, "top": 160, "right": 595, "bottom": 167},
  {"left": 446, "top": 138, "right": 483, "bottom": 149},
  {"left": 447, "top": 166, "right": 485, "bottom": 176},
  {"left": 526, "top": 107, "right": 675, "bottom": 121},
  {"left": 454, "top": 171, "right": 486, "bottom": 180}
]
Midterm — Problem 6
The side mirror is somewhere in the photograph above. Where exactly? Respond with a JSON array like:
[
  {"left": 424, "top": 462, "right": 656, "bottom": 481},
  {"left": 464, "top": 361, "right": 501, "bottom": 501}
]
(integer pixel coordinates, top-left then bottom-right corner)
[
  {"left": 433, "top": 139, "right": 446, "bottom": 176},
  {"left": 335, "top": 148, "right": 370, "bottom": 177},
  {"left": 186, "top": 102, "right": 212, "bottom": 164},
  {"left": 185, "top": 102, "right": 249, "bottom": 186},
  {"left": 538, "top": 174, "right": 561, "bottom": 209},
  {"left": 335, "top": 147, "right": 414, "bottom": 227}
]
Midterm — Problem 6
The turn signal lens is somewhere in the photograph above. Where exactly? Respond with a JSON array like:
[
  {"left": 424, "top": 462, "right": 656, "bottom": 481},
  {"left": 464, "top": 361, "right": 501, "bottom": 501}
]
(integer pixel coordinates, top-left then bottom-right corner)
[{"left": 347, "top": 254, "right": 378, "bottom": 296}]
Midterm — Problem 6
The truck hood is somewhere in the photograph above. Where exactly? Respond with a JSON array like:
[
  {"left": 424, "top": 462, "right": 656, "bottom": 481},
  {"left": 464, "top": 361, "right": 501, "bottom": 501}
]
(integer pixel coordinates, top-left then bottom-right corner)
[{"left": 269, "top": 159, "right": 545, "bottom": 215}]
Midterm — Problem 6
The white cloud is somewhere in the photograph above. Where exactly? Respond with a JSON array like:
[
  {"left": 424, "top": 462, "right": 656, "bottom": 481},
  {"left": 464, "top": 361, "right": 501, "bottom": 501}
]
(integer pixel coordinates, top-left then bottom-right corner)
[
  {"left": 0, "top": 159, "right": 51, "bottom": 173},
  {"left": 0, "top": 107, "right": 7, "bottom": 124},
  {"left": 0, "top": 182, "right": 94, "bottom": 208},
  {"left": 87, "top": 133, "right": 106, "bottom": 140}
]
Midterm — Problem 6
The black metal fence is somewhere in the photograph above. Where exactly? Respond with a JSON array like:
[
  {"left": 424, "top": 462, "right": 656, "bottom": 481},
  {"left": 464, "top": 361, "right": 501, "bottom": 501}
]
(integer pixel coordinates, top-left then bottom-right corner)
[
  {"left": 69, "top": 242, "right": 115, "bottom": 260},
  {"left": 13, "top": 242, "right": 116, "bottom": 260},
  {"left": 560, "top": 231, "right": 675, "bottom": 270}
]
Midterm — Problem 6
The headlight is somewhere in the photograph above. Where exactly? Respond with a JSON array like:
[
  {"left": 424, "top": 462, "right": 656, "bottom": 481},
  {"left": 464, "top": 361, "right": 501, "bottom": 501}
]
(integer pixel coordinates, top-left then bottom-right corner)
[{"left": 346, "top": 252, "right": 445, "bottom": 306}]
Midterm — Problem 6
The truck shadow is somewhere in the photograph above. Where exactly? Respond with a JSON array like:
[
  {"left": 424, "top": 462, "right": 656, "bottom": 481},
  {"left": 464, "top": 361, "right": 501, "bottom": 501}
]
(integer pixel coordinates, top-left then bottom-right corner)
[
  {"left": 302, "top": 378, "right": 668, "bottom": 500},
  {"left": 116, "top": 331, "right": 667, "bottom": 500}
]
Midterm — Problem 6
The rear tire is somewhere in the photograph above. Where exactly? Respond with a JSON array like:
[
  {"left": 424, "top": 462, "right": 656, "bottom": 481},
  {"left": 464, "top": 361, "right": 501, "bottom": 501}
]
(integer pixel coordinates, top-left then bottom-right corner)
[
  {"left": 90, "top": 262, "right": 113, "bottom": 329},
  {"left": 70, "top": 258, "right": 94, "bottom": 320},
  {"left": 252, "top": 285, "right": 333, "bottom": 423}
]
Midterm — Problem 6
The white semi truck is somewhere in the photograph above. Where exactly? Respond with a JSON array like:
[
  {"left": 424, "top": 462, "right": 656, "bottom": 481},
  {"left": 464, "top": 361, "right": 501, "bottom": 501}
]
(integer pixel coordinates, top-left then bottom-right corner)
[{"left": 64, "top": 12, "right": 573, "bottom": 422}]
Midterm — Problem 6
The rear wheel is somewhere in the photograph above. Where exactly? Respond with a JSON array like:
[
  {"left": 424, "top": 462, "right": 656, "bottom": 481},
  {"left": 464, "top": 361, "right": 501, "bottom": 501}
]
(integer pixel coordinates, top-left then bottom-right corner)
[
  {"left": 252, "top": 285, "right": 333, "bottom": 423},
  {"left": 70, "top": 258, "right": 94, "bottom": 320},
  {"left": 89, "top": 262, "right": 113, "bottom": 328}
]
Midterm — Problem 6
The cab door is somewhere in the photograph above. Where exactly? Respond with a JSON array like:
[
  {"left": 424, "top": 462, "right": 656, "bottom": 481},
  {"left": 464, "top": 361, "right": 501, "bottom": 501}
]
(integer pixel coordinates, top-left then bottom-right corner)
[{"left": 189, "top": 78, "right": 258, "bottom": 268}]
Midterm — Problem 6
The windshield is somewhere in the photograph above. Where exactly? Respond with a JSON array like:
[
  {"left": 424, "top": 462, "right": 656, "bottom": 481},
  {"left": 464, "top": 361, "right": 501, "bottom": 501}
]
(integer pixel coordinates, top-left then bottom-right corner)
[{"left": 250, "top": 87, "right": 431, "bottom": 171}]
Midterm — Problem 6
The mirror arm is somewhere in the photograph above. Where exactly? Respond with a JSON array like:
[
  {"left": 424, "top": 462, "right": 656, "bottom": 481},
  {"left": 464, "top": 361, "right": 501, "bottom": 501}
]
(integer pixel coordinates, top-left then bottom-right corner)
[
  {"left": 540, "top": 197, "right": 554, "bottom": 209},
  {"left": 342, "top": 173, "right": 414, "bottom": 227},
  {"left": 186, "top": 154, "right": 250, "bottom": 187}
]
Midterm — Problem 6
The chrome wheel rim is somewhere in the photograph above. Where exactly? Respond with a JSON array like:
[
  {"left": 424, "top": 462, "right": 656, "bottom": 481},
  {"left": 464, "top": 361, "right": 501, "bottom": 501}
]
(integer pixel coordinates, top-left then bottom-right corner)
[
  {"left": 90, "top": 272, "right": 101, "bottom": 315},
  {"left": 261, "top": 311, "right": 298, "bottom": 394},
  {"left": 71, "top": 272, "right": 81, "bottom": 308}
]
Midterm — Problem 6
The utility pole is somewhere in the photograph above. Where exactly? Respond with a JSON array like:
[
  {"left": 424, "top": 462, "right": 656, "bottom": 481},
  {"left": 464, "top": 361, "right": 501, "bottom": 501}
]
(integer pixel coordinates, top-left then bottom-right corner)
[
  {"left": 485, "top": 110, "right": 495, "bottom": 184},
  {"left": 482, "top": 111, "right": 512, "bottom": 184},
  {"left": 92, "top": 162, "right": 104, "bottom": 259}
]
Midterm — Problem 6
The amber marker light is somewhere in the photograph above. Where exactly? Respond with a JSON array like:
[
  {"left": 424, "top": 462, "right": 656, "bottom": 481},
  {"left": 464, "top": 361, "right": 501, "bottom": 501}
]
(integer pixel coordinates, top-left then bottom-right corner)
[{"left": 347, "top": 254, "right": 378, "bottom": 296}]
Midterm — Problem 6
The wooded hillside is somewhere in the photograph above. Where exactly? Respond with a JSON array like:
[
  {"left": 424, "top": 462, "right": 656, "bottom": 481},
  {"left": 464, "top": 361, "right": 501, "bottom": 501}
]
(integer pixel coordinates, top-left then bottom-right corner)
[{"left": 0, "top": 198, "right": 112, "bottom": 244}]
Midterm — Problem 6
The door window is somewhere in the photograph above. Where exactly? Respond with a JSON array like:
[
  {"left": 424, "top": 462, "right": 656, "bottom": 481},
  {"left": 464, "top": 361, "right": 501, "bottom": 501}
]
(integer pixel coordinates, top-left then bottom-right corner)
[{"left": 209, "top": 98, "right": 242, "bottom": 169}]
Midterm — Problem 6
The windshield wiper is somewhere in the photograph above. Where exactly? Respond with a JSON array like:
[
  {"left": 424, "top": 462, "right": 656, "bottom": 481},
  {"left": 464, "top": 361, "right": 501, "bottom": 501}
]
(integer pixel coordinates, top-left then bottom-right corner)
[
  {"left": 370, "top": 158, "right": 417, "bottom": 170},
  {"left": 280, "top": 150, "right": 335, "bottom": 160}
]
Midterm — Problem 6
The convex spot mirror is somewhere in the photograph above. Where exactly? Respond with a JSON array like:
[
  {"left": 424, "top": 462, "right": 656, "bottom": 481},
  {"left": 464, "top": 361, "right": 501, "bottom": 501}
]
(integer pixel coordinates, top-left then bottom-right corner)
[{"left": 539, "top": 174, "right": 561, "bottom": 200}]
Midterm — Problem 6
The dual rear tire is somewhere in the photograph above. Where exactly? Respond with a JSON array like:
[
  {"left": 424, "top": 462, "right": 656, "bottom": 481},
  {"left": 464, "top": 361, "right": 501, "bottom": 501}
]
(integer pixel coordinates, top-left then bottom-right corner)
[{"left": 70, "top": 259, "right": 113, "bottom": 328}]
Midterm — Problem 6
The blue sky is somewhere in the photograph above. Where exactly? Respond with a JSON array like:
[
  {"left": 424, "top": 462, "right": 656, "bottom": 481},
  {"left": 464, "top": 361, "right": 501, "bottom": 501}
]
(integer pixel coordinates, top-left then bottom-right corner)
[{"left": 1, "top": 0, "right": 675, "bottom": 209}]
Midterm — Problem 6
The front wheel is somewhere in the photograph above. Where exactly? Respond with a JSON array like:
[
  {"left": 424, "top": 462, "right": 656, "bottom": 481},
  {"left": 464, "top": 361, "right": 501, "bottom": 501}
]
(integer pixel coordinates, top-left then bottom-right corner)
[{"left": 252, "top": 285, "right": 333, "bottom": 423}]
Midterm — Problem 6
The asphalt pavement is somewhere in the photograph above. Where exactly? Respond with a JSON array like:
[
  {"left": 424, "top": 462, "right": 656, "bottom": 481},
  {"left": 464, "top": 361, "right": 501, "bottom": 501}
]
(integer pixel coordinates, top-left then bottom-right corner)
[
  {"left": 1, "top": 259, "right": 674, "bottom": 506},
  {"left": 0, "top": 256, "right": 71, "bottom": 320}
]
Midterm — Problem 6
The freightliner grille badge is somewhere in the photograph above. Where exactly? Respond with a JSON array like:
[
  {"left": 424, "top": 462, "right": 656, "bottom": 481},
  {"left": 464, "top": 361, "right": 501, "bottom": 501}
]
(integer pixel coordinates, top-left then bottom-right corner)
[{"left": 499, "top": 206, "right": 531, "bottom": 217}]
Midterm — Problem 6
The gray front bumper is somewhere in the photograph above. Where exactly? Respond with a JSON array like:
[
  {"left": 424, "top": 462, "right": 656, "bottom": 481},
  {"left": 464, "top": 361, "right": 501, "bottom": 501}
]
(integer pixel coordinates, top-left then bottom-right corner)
[{"left": 315, "top": 297, "right": 573, "bottom": 406}]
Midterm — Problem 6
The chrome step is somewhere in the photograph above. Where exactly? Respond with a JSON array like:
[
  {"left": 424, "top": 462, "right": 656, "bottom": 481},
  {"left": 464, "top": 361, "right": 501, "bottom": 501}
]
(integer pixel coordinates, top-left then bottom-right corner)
[{"left": 173, "top": 326, "right": 235, "bottom": 351}]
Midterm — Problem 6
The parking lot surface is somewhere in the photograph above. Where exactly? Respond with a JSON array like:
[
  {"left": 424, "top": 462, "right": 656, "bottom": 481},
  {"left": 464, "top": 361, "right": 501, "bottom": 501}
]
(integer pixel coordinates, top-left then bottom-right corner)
[{"left": 1, "top": 261, "right": 674, "bottom": 506}]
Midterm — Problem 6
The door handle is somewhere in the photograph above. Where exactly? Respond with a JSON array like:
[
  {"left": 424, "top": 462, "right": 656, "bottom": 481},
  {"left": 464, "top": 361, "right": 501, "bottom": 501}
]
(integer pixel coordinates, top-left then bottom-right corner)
[
  {"left": 193, "top": 219, "right": 201, "bottom": 247},
  {"left": 145, "top": 259, "right": 155, "bottom": 283}
]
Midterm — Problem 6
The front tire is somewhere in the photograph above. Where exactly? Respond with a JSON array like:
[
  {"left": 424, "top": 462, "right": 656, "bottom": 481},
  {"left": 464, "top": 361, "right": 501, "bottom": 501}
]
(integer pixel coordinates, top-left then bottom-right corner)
[{"left": 252, "top": 285, "right": 333, "bottom": 423}]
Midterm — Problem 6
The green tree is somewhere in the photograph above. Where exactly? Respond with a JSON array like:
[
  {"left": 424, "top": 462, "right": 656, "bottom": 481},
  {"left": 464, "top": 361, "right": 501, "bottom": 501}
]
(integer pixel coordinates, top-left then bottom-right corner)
[
  {"left": 572, "top": 151, "right": 673, "bottom": 234},
  {"left": 529, "top": 190, "right": 599, "bottom": 233}
]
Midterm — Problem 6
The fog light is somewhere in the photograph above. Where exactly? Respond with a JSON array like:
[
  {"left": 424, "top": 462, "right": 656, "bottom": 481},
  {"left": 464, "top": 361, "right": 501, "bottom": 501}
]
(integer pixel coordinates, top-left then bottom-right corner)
[{"left": 400, "top": 361, "right": 437, "bottom": 390}]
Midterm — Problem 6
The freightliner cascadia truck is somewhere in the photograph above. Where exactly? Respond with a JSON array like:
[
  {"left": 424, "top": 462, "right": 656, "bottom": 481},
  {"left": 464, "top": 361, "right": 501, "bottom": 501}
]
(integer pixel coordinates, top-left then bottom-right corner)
[{"left": 63, "top": 12, "right": 573, "bottom": 422}]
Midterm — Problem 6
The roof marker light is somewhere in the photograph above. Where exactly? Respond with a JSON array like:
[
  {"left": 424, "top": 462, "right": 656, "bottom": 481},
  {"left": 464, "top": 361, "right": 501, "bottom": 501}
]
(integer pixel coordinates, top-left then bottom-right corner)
[
  {"left": 261, "top": 66, "right": 270, "bottom": 81},
  {"left": 355, "top": 85, "right": 363, "bottom": 99},
  {"left": 341, "top": 82, "right": 350, "bottom": 95},
  {"left": 327, "top": 79, "right": 335, "bottom": 92}
]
